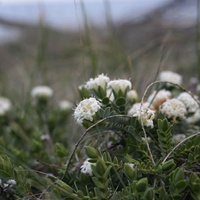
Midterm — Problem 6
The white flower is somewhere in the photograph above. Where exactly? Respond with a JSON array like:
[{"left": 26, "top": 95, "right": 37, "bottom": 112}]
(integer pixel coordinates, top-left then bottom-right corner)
[
  {"left": 31, "top": 86, "right": 53, "bottom": 99},
  {"left": 128, "top": 103, "right": 155, "bottom": 128},
  {"left": 74, "top": 97, "right": 101, "bottom": 125},
  {"left": 160, "top": 99, "right": 187, "bottom": 121},
  {"left": 80, "top": 159, "right": 94, "bottom": 176},
  {"left": 159, "top": 71, "right": 182, "bottom": 85},
  {"left": 7, "top": 179, "right": 16, "bottom": 186},
  {"left": 126, "top": 90, "right": 138, "bottom": 101},
  {"left": 177, "top": 92, "right": 199, "bottom": 113},
  {"left": 106, "top": 88, "right": 115, "bottom": 101},
  {"left": 59, "top": 100, "right": 73, "bottom": 111},
  {"left": 40, "top": 134, "right": 50, "bottom": 140},
  {"left": 186, "top": 109, "right": 200, "bottom": 124},
  {"left": 147, "top": 90, "right": 171, "bottom": 110},
  {"left": 172, "top": 134, "right": 186, "bottom": 143},
  {"left": 128, "top": 102, "right": 150, "bottom": 116},
  {"left": 0, "top": 97, "right": 12, "bottom": 116},
  {"left": 107, "top": 79, "right": 132, "bottom": 94},
  {"left": 85, "top": 74, "right": 110, "bottom": 90}
]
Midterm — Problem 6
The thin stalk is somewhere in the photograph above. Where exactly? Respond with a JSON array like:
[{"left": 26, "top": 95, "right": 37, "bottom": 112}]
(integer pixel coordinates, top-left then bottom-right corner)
[
  {"left": 62, "top": 114, "right": 131, "bottom": 180},
  {"left": 196, "top": 0, "right": 200, "bottom": 80},
  {"left": 80, "top": 0, "right": 98, "bottom": 77},
  {"left": 38, "top": 111, "right": 54, "bottom": 155},
  {"left": 162, "top": 132, "right": 200, "bottom": 164}
]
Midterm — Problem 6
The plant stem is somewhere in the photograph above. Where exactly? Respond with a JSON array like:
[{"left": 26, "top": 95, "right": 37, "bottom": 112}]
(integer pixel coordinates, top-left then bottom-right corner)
[{"left": 196, "top": 0, "right": 200, "bottom": 80}]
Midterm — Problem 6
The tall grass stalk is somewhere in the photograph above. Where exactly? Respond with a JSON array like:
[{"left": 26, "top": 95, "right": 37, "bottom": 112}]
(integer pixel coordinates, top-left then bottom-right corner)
[
  {"left": 35, "top": 2, "right": 49, "bottom": 85},
  {"left": 104, "top": 0, "right": 131, "bottom": 74},
  {"left": 80, "top": 0, "right": 98, "bottom": 77},
  {"left": 196, "top": 0, "right": 200, "bottom": 80}
]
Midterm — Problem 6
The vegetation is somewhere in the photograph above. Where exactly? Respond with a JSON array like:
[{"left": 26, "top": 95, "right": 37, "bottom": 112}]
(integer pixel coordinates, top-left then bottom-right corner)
[{"left": 0, "top": 1, "right": 200, "bottom": 199}]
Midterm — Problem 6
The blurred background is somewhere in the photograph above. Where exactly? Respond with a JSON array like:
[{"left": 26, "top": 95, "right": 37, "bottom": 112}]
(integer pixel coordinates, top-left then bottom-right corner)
[{"left": 0, "top": 0, "right": 198, "bottom": 104}]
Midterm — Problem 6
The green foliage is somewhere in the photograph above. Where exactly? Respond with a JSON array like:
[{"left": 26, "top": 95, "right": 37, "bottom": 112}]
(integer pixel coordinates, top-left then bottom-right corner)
[
  {"left": 157, "top": 118, "right": 173, "bottom": 158},
  {"left": 0, "top": 69, "right": 200, "bottom": 200}
]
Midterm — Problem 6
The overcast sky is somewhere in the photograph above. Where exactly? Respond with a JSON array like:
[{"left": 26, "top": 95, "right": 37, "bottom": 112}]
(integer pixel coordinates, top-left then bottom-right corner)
[{"left": 1, "top": 0, "right": 135, "bottom": 4}]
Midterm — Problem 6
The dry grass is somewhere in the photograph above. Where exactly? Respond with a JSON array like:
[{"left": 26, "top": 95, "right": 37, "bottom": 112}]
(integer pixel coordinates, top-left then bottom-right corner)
[{"left": 0, "top": 0, "right": 198, "bottom": 103}]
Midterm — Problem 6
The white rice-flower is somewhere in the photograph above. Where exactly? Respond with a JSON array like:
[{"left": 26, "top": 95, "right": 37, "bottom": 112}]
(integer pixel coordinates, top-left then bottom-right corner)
[
  {"left": 106, "top": 88, "right": 115, "bottom": 101},
  {"left": 126, "top": 90, "right": 138, "bottom": 101},
  {"left": 107, "top": 79, "right": 132, "bottom": 94},
  {"left": 0, "top": 97, "right": 12, "bottom": 116},
  {"left": 147, "top": 89, "right": 171, "bottom": 110},
  {"left": 59, "top": 100, "right": 73, "bottom": 111},
  {"left": 128, "top": 102, "right": 155, "bottom": 128},
  {"left": 160, "top": 99, "right": 187, "bottom": 120},
  {"left": 31, "top": 86, "right": 53, "bottom": 99},
  {"left": 186, "top": 109, "right": 200, "bottom": 124},
  {"left": 80, "top": 159, "right": 94, "bottom": 176},
  {"left": 85, "top": 74, "right": 110, "bottom": 90},
  {"left": 159, "top": 71, "right": 182, "bottom": 85},
  {"left": 128, "top": 102, "right": 150, "bottom": 116},
  {"left": 177, "top": 92, "right": 199, "bottom": 113},
  {"left": 74, "top": 97, "right": 101, "bottom": 125},
  {"left": 7, "top": 179, "right": 17, "bottom": 186}
]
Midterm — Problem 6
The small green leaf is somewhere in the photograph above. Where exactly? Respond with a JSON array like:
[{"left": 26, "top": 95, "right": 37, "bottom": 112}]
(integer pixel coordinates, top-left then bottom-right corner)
[
  {"left": 115, "top": 97, "right": 126, "bottom": 106},
  {"left": 175, "top": 180, "right": 187, "bottom": 193},
  {"left": 124, "top": 163, "right": 136, "bottom": 181},
  {"left": 173, "top": 168, "right": 185, "bottom": 183},
  {"left": 95, "top": 159, "right": 106, "bottom": 176},
  {"left": 85, "top": 146, "right": 99, "bottom": 158},
  {"left": 136, "top": 178, "right": 148, "bottom": 193},
  {"left": 55, "top": 143, "right": 68, "bottom": 158},
  {"left": 92, "top": 177, "right": 104, "bottom": 189},
  {"left": 162, "top": 159, "right": 176, "bottom": 172},
  {"left": 102, "top": 97, "right": 110, "bottom": 105}
]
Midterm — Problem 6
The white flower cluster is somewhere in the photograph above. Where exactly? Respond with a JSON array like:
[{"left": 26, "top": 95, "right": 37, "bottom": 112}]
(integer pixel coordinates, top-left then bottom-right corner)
[
  {"left": 128, "top": 103, "right": 155, "bottom": 128},
  {"left": 186, "top": 109, "right": 200, "bottom": 124},
  {"left": 126, "top": 90, "right": 138, "bottom": 102},
  {"left": 177, "top": 92, "right": 199, "bottom": 113},
  {"left": 159, "top": 71, "right": 182, "bottom": 85},
  {"left": 59, "top": 100, "right": 73, "bottom": 111},
  {"left": 80, "top": 74, "right": 132, "bottom": 100},
  {"left": 74, "top": 97, "right": 101, "bottom": 125},
  {"left": 85, "top": 73, "right": 110, "bottom": 90},
  {"left": 128, "top": 102, "right": 150, "bottom": 116},
  {"left": 31, "top": 86, "right": 53, "bottom": 99},
  {"left": 147, "top": 89, "right": 171, "bottom": 110},
  {"left": 0, "top": 97, "right": 12, "bottom": 116},
  {"left": 160, "top": 99, "right": 187, "bottom": 121},
  {"left": 107, "top": 79, "right": 132, "bottom": 94},
  {"left": 80, "top": 159, "right": 95, "bottom": 176},
  {"left": 0, "top": 178, "right": 16, "bottom": 189}
]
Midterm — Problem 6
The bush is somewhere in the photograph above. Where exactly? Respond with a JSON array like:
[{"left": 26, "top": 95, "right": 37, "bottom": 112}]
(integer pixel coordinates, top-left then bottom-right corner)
[{"left": 0, "top": 72, "right": 200, "bottom": 199}]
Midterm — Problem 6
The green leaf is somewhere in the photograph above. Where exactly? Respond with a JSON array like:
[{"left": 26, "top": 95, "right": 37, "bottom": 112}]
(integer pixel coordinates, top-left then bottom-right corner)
[
  {"left": 173, "top": 168, "right": 185, "bottom": 183},
  {"left": 162, "top": 159, "right": 176, "bottom": 172},
  {"left": 55, "top": 143, "right": 68, "bottom": 158},
  {"left": 102, "top": 97, "right": 110, "bottom": 105},
  {"left": 92, "top": 177, "right": 104, "bottom": 189},
  {"left": 175, "top": 180, "right": 187, "bottom": 193},
  {"left": 136, "top": 178, "right": 148, "bottom": 193},
  {"left": 157, "top": 119, "right": 173, "bottom": 157},
  {"left": 85, "top": 146, "right": 99, "bottom": 158},
  {"left": 124, "top": 163, "right": 136, "bottom": 181},
  {"left": 95, "top": 159, "right": 106, "bottom": 176},
  {"left": 115, "top": 97, "right": 126, "bottom": 106}
]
